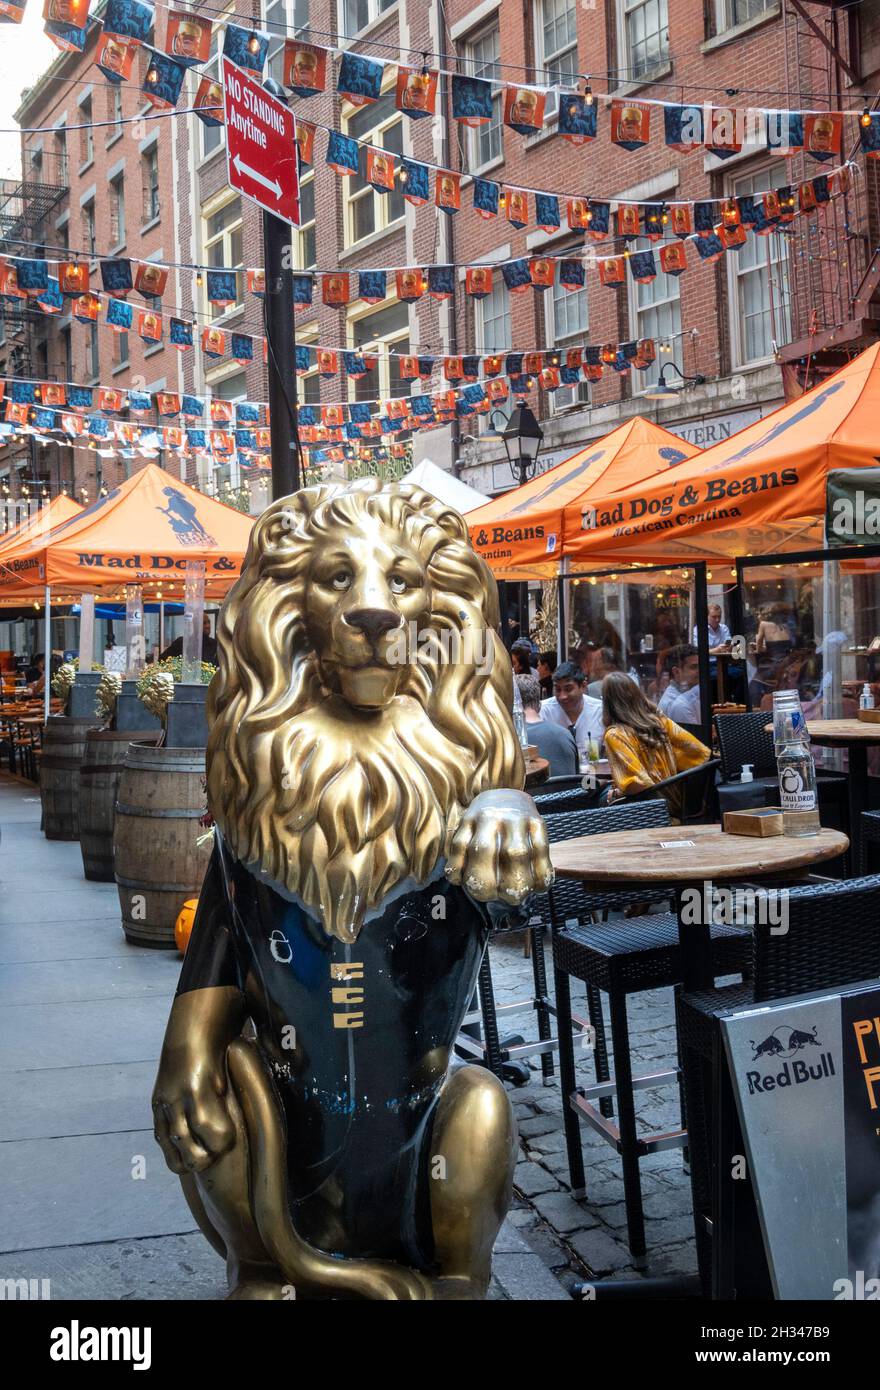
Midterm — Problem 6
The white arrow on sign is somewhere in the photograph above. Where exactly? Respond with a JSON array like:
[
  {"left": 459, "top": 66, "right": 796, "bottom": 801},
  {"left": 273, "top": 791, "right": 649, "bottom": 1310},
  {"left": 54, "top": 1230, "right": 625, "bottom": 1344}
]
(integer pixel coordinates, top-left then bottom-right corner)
[{"left": 232, "top": 152, "right": 282, "bottom": 200}]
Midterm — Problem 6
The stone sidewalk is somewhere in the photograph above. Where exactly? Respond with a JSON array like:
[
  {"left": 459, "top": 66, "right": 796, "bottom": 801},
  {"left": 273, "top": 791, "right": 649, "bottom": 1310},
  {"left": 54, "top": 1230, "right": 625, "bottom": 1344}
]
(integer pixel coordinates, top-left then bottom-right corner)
[
  {"left": 0, "top": 774, "right": 569, "bottom": 1301},
  {"left": 0, "top": 771, "right": 699, "bottom": 1300}
]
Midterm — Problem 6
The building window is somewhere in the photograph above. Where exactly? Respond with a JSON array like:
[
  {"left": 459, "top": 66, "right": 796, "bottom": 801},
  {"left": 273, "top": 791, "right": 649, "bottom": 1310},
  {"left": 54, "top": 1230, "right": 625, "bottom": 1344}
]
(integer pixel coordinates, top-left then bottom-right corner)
[
  {"left": 475, "top": 277, "right": 511, "bottom": 427},
  {"left": 728, "top": 164, "right": 791, "bottom": 364},
  {"left": 341, "top": 0, "right": 395, "bottom": 37},
  {"left": 110, "top": 175, "right": 125, "bottom": 247},
  {"left": 266, "top": 0, "right": 310, "bottom": 85},
  {"left": 54, "top": 127, "right": 68, "bottom": 183},
  {"left": 715, "top": 0, "right": 775, "bottom": 32},
  {"left": 548, "top": 270, "right": 589, "bottom": 410},
  {"left": 106, "top": 83, "right": 123, "bottom": 139},
  {"left": 28, "top": 145, "right": 43, "bottom": 180},
  {"left": 81, "top": 198, "right": 96, "bottom": 258},
  {"left": 87, "top": 323, "right": 100, "bottom": 379},
  {"left": 618, "top": 0, "right": 669, "bottom": 81},
  {"left": 203, "top": 194, "right": 244, "bottom": 320},
  {"left": 343, "top": 91, "right": 404, "bottom": 246},
  {"left": 629, "top": 238, "right": 681, "bottom": 389},
  {"left": 536, "top": 0, "right": 578, "bottom": 85},
  {"left": 61, "top": 325, "right": 72, "bottom": 381},
  {"left": 201, "top": 29, "right": 225, "bottom": 159},
  {"left": 142, "top": 146, "right": 160, "bottom": 222},
  {"left": 463, "top": 23, "right": 503, "bottom": 171},
  {"left": 297, "top": 332, "right": 320, "bottom": 405},
  {"left": 349, "top": 301, "right": 410, "bottom": 419},
  {"left": 79, "top": 96, "right": 93, "bottom": 166},
  {"left": 297, "top": 170, "right": 316, "bottom": 268}
]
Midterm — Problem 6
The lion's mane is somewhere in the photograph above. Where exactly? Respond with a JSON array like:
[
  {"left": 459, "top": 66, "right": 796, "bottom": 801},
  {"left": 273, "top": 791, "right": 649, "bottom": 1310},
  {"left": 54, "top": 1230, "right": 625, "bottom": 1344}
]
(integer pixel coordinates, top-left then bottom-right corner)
[{"left": 206, "top": 480, "right": 523, "bottom": 942}]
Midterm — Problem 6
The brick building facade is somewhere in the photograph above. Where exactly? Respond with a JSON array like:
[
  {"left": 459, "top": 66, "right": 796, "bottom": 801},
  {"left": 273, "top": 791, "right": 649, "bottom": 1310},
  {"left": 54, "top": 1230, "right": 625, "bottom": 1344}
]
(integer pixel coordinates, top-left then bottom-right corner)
[
  {"left": 4, "top": 0, "right": 880, "bottom": 513},
  {"left": 1, "top": 25, "right": 178, "bottom": 506}
]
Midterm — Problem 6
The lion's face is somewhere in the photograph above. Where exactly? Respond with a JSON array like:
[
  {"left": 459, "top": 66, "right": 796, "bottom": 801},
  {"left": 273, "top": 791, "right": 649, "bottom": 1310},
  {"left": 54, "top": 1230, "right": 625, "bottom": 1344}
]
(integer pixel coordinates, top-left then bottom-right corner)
[
  {"left": 206, "top": 479, "right": 523, "bottom": 941},
  {"left": 304, "top": 512, "right": 430, "bottom": 709}
]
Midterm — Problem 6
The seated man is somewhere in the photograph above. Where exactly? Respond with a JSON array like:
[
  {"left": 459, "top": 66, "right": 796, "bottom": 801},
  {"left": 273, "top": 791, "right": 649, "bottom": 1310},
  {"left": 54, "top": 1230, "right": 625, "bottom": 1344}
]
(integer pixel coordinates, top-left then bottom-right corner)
[
  {"left": 540, "top": 659, "right": 604, "bottom": 757},
  {"left": 657, "top": 643, "right": 702, "bottom": 726},
  {"left": 516, "top": 673, "right": 578, "bottom": 777}
]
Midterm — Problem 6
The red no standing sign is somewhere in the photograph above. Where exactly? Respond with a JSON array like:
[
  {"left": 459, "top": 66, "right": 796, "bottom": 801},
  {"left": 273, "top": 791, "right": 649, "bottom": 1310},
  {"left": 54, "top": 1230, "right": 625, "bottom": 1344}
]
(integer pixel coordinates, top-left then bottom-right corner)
[{"left": 222, "top": 57, "right": 300, "bottom": 226}]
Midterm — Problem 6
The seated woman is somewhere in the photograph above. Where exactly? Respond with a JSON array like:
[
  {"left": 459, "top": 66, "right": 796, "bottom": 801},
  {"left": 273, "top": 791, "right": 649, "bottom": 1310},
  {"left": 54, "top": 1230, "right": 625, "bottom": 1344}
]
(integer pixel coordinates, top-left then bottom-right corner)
[{"left": 601, "top": 671, "right": 710, "bottom": 819}]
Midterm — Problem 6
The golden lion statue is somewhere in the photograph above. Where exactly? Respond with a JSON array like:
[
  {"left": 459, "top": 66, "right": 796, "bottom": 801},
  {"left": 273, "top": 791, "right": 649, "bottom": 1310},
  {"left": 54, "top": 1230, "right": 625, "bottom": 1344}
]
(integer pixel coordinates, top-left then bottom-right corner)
[{"left": 152, "top": 480, "right": 552, "bottom": 1300}]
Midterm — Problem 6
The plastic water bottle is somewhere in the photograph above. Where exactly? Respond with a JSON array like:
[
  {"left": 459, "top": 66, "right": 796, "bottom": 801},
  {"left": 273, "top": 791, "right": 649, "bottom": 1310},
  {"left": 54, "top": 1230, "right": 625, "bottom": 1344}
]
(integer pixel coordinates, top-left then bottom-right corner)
[
  {"left": 777, "top": 734, "right": 820, "bottom": 836},
  {"left": 772, "top": 688, "right": 809, "bottom": 751},
  {"left": 511, "top": 677, "right": 528, "bottom": 748},
  {"left": 860, "top": 683, "right": 874, "bottom": 711}
]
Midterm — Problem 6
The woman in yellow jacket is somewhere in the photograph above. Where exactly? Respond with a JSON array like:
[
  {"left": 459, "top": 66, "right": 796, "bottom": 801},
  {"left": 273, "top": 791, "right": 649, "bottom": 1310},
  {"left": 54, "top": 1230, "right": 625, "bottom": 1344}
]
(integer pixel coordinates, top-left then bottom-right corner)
[{"left": 601, "top": 671, "right": 710, "bottom": 819}]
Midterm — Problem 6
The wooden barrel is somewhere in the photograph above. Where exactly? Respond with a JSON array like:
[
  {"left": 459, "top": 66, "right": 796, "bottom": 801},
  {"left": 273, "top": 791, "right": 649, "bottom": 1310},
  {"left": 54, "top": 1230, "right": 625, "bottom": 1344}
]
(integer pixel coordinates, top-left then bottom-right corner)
[
  {"left": 40, "top": 716, "right": 98, "bottom": 840},
  {"left": 78, "top": 730, "right": 162, "bottom": 881},
  {"left": 113, "top": 745, "right": 212, "bottom": 948}
]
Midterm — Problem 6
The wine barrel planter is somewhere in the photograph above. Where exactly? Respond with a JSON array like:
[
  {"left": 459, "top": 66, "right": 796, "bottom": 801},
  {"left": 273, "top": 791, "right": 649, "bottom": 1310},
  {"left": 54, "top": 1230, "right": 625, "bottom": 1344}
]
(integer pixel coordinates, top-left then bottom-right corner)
[
  {"left": 78, "top": 730, "right": 162, "bottom": 881},
  {"left": 40, "top": 716, "right": 99, "bottom": 841},
  {"left": 113, "top": 745, "right": 212, "bottom": 948}
]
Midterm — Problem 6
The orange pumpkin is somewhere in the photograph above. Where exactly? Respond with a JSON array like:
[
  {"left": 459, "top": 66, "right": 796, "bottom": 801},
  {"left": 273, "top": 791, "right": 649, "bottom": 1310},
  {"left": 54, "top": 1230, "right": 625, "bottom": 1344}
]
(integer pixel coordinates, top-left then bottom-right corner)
[{"left": 174, "top": 898, "right": 199, "bottom": 955}]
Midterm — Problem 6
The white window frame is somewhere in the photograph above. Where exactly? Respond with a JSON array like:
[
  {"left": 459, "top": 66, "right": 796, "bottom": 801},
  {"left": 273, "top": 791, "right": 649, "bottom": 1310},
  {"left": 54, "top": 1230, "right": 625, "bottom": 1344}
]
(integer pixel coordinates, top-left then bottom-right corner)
[
  {"left": 200, "top": 21, "right": 229, "bottom": 161},
  {"left": 546, "top": 262, "right": 590, "bottom": 412},
  {"left": 142, "top": 144, "right": 160, "bottom": 225},
  {"left": 626, "top": 236, "right": 682, "bottom": 392},
  {"left": 346, "top": 299, "right": 410, "bottom": 424},
  {"left": 338, "top": 0, "right": 397, "bottom": 40},
  {"left": 201, "top": 191, "right": 245, "bottom": 323},
  {"left": 726, "top": 161, "right": 791, "bottom": 369},
  {"left": 296, "top": 169, "right": 316, "bottom": 269},
  {"left": 534, "top": 0, "right": 578, "bottom": 121},
  {"left": 206, "top": 368, "right": 249, "bottom": 491},
  {"left": 77, "top": 93, "right": 94, "bottom": 170},
  {"left": 109, "top": 173, "right": 126, "bottom": 250},
  {"left": 463, "top": 21, "right": 504, "bottom": 174},
  {"left": 475, "top": 276, "right": 511, "bottom": 430},
  {"left": 714, "top": 0, "right": 776, "bottom": 34},
  {"left": 296, "top": 328, "right": 321, "bottom": 406},
  {"left": 342, "top": 88, "right": 405, "bottom": 249},
  {"left": 616, "top": 0, "right": 669, "bottom": 82}
]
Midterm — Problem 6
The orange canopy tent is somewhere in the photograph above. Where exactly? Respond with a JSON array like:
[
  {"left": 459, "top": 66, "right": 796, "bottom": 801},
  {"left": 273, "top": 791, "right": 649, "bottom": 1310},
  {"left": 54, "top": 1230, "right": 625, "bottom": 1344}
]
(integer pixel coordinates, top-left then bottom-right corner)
[
  {"left": 0, "top": 493, "right": 82, "bottom": 561},
  {"left": 565, "top": 343, "right": 880, "bottom": 571},
  {"left": 0, "top": 462, "right": 254, "bottom": 598},
  {"left": 466, "top": 416, "right": 701, "bottom": 579}
]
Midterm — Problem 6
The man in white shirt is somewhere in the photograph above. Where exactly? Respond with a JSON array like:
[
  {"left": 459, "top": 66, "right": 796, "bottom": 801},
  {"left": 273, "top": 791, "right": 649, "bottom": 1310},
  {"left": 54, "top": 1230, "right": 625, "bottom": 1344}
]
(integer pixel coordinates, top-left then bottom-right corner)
[
  {"left": 658, "top": 644, "right": 702, "bottom": 726},
  {"left": 540, "top": 660, "right": 604, "bottom": 758},
  {"left": 693, "top": 603, "right": 731, "bottom": 652}
]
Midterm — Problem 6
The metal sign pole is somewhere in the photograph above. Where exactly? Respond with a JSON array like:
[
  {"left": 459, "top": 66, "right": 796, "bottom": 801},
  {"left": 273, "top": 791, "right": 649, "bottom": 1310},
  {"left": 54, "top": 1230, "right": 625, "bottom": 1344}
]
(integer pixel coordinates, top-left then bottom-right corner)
[{"left": 263, "top": 209, "right": 301, "bottom": 500}]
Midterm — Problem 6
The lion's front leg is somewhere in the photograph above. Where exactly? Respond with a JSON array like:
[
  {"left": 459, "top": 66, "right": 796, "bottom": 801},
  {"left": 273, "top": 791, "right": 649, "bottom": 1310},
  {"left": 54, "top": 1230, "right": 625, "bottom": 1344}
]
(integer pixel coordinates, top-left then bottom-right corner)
[
  {"left": 424, "top": 1064, "right": 517, "bottom": 1299},
  {"left": 444, "top": 789, "right": 553, "bottom": 907}
]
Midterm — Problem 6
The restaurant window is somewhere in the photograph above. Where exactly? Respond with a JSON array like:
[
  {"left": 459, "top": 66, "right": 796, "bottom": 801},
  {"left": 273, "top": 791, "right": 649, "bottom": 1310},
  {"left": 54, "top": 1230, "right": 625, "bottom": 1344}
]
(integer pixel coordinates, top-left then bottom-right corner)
[
  {"left": 569, "top": 569, "right": 707, "bottom": 731},
  {"left": 78, "top": 95, "right": 93, "bottom": 167},
  {"left": 142, "top": 146, "right": 160, "bottom": 223},
  {"left": 463, "top": 23, "right": 503, "bottom": 171},
  {"left": 728, "top": 164, "right": 791, "bottom": 365},
  {"left": 110, "top": 174, "right": 126, "bottom": 248},
  {"left": 202, "top": 194, "right": 244, "bottom": 320},
  {"left": 628, "top": 238, "right": 682, "bottom": 389},
  {"left": 475, "top": 276, "right": 511, "bottom": 428},
  {"left": 340, "top": 0, "right": 395, "bottom": 37},
  {"left": 349, "top": 301, "right": 410, "bottom": 423},
  {"left": 548, "top": 270, "right": 590, "bottom": 410},
  {"left": 343, "top": 91, "right": 404, "bottom": 246},
  {"left": 617, "top": 0, "right": 669, "bottom": 81}
]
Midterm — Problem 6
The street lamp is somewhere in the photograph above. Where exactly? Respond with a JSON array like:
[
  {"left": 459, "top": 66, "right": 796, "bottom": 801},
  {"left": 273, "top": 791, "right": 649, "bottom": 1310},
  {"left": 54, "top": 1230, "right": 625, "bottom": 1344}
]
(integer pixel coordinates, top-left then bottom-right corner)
[
  {"left": 499, "top": 403, "right": 544, "bottom": 486},
  {"left": 644, "top": 361, "right": 706, "bottom": 401}
]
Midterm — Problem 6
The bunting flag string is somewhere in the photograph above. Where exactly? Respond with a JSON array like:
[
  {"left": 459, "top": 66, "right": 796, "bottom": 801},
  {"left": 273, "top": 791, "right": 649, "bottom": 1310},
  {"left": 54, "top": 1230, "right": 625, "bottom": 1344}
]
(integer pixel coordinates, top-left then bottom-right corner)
[{"left": 1, "top": 157, "right": 851, "bottom": 343}]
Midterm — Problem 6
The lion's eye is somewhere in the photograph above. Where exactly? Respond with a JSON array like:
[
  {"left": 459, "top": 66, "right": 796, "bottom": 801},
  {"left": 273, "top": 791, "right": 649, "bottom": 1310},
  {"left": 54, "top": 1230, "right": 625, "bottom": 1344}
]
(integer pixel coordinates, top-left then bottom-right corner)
[
  {"left": 389, "top": 575, "right": 407, "bottom": 594},
  {"left": 332, "top": 572, "right": 351, "bottom": 591}
]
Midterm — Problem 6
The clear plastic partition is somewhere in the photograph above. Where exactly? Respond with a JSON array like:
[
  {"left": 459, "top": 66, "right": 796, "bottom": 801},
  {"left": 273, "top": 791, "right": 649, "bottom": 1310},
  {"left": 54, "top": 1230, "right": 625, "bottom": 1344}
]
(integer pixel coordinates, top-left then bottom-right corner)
[
  {"left": 739, "top": 556, "right": 880, "bottom": 725},
  {"left": 566, "top": 567, "right": 708, "bottom": 728}
]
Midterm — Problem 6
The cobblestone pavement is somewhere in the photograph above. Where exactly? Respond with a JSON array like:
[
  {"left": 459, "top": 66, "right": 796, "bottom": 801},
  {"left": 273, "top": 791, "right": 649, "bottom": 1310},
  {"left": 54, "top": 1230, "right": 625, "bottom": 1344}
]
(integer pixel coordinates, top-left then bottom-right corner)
[{"left": 486, "top": 928, "right": 699, "bottom": 1295}]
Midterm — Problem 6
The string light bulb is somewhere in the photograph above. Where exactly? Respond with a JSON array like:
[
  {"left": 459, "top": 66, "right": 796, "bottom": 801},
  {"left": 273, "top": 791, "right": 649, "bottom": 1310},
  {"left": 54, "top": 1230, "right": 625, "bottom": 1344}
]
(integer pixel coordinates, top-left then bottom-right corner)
[
  {"left": 861, "top": 108, "right": 872, "bottom": 128},
  {"left": 247, "top": 30, "right": 260, "bottom": 54},
  {"left": 583, "top": 78, "right": 593, "bottom": 106}
]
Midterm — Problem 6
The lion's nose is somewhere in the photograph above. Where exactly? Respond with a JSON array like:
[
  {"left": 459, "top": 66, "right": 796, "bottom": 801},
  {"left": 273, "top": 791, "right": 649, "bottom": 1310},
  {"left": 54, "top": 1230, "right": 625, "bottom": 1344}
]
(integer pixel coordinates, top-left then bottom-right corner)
[{"left": 343, "top": 607, "right": 401, "bottom": 643}]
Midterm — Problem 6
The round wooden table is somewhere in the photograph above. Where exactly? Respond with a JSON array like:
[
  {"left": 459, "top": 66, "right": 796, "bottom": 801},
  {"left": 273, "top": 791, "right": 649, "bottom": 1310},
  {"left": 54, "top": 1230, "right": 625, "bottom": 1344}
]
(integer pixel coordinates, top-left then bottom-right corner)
[
  {"left": 551, "top": 822, "right": 849, "bottom": 990},
  {"left": 805, "top": 718, "right": 880, "bottom": 872}
]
